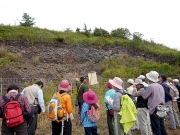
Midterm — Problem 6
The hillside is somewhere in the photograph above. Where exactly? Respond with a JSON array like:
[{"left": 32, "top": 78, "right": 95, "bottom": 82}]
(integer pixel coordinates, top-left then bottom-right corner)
[{"left": 0, "top": 25, "right": 180, "bottom": 79}]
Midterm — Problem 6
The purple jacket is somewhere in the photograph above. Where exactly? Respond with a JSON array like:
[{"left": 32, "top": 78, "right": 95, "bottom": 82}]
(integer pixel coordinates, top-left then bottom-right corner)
[{"left": 142, "top": 82, "right": 165, "bottom": 115}]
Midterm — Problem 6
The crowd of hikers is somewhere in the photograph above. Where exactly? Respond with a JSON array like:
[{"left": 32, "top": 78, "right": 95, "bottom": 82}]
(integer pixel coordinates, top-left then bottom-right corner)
[{"left": 0, "top": 70, "right": 180, "bottom": 135}]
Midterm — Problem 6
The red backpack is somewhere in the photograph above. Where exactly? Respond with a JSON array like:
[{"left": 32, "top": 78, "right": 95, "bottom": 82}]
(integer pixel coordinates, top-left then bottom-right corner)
[
  {"left": 88, "top": 103, "right": 100, "bottom": 123},
  {"left": 3, "top": 94, "right": 24, "bottom": 127}
]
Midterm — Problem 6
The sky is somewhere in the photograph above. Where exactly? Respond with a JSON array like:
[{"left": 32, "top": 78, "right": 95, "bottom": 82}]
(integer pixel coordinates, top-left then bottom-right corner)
[{"left": 1, "top": 0, "right": 180, "bottom": 50}]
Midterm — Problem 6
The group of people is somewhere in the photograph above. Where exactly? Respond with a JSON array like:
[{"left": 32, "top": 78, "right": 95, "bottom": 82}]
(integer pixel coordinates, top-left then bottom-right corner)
[
  {"left": 0, "top": 70, "right": 180, "bottom": 135},
  {"left": 104, "top": 71, "right": 180, "bottom": 135}
]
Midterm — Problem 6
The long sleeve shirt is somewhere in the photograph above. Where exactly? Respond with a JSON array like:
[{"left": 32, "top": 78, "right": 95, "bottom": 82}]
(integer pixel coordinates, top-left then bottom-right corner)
[
  {"left": 21, "top": 86, "right": 45, "bottom": 113},
  {"left": 142, "top": 83, "right": 165, "bottom": 115},
  {"left": 76, "top": 81, "right": 88, "bottom": 103},
  {"left": 109, "top": 89, "right": 125, "bottom": 118},
  {"left": 81, "top": 102, "right": 97, "bottom": 127},
  {"left": 161, "top": 81, "right": 172, "bottom": 102},
  {"left": 0, "top": 91, "right": 31, "bottom": 118},
  {"left": 104, "top": 89, "right": 115, "bottom": 110}
]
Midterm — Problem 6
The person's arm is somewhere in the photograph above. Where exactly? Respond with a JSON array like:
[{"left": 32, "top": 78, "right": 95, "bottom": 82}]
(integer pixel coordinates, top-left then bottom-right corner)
[
  {"left": 0, "top": 98, "right": 4, "bottom": 118},
  {"left": 81, "top": 103, "right": 88, "bottom": 122},
  {"left": 142, "top": 87, "right": 152, "bottom": 99},
  {"left": 132, "top": 88, "right": 144, "bottom": 97},
  {"left": 65, "top": 95, "right": 72, "bottom": 114},
  {"left": 109, "top": 93, "right": 121, "bottom": 111},
  {"left": 37, "top": 90, "right": 45, "bottom": 113}
]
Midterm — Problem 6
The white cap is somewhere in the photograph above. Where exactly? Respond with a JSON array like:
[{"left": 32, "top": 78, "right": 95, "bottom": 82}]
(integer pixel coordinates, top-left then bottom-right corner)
[
  {"left": 137, "top": 75, "right": 146, "bottom": 80},
  {"left": 127, "top": 79, "right": 134, "bottom": 85},
  {"left": 173, "top": 79, "right": 179, "bottom": 83},
  {"left": 134, "top": 78, "right": 144, "bottom": 85}
]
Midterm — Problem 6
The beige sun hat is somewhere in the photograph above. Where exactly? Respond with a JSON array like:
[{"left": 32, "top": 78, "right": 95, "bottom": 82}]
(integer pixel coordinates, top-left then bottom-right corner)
[
  {"left": 134, "top": 78, "right": 144, "bottom": 85},
  {"left": 127, "top": 79, "right": 134, "bottom": 85},
  {"left": 146, "top": 71, "right": 159, "bottom": 82},
  {"left": 173, "top": 79, "right": 179, "bottom": 83}
]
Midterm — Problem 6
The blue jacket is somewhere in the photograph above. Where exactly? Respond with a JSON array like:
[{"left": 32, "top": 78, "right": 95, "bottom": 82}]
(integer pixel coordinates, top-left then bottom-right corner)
[
  {"left": 104, "top": 89, "right": 115, "bottom": 110},
  {"left": 161, "top": 81, "right": 172, "bottom": 102},
  {"left": 81, "top": 102, "right": 97, "bottom": 127}
]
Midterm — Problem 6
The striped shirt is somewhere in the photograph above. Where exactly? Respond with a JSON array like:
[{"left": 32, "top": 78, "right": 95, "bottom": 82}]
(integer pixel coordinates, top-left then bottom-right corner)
[
  {"left": 81, "top": 102, "right": 97, "bottom": 127},
  {"left": 0, "top": 91, "right": 31, "bottom": 118}
]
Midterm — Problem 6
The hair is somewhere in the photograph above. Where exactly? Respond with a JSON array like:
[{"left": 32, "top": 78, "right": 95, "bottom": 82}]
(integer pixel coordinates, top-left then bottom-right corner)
[
  {"left": 160, "top": 74, "right": 167, "bottom": 82},
  {"left": 7, "top": 84, "right": 19, "bottom": 93},
  {"left": 35, "top": 81, "right": 44, "bottom": 88},
  {"left": 105, "top": 82, "right": 112, "bottom": 89}
]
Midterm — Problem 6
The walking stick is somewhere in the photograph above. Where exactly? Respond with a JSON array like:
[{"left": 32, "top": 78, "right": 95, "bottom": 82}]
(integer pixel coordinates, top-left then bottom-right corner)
[{"left": 62, "top": 119, "right": 64, "bottom": 135}]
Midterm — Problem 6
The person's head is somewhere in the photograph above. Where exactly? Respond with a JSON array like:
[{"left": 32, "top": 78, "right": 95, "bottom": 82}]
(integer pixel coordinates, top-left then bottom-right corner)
[
  {"left": 83, "top": 90, "right": 98, "bottom": 104},
  {"left": 158, "top": 74, "right": 167, "bottom": 83},
  {"left": 134, "top": 78, "right": 144, "bottom": 90},
  {"left": 80, "top": 76, "right": 87, "bottom": 83},
  {"left": 35, "top": 81, "right": 44, "bottom": 88},
  {"left": 104, "top": 82, "right": 112, "bottom": 89},
  {"left": 109, "top": 77, "right": 123, "bottom": 90},
  {"left": 7, "top": 84, "right": 19, "bottom": 93},
  {"left": 146, "top": 71, "right": 159, "bottom": 84},
  {"left": 127, "top": 79, "right": 134, "bottom": 86},
  {"left": 137, "top": 75, "right": 146, "bottom": 82},
  {"left": 58, "top": 80, "right": 71, "bottom": 92},
  {"left": 173, "top": 79, "right": 179, "bottom": 85},
  {"left": 167, "top": 77, "right": 172, "bottom": 83}
]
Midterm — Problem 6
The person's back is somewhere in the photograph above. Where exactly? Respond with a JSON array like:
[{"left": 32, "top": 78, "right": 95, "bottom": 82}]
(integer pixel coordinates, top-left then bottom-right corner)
[
  {"left": 104, "top": 81, "right": 115, "bottom": 135},
  {"left": 0, "top": 84, "right": 31, "bottom": 135},
  {"left": 142, "top": 71, "right": 167, "bottom": 135},
  {"left": 51, "top": 80, "right": 72, "bottom": 135},
  {"left": 21, "top": 81, "right": 45, "bottom": 135}
]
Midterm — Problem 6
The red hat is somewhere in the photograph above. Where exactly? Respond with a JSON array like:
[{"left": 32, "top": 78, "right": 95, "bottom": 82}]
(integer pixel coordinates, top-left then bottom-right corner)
[
  {"left": 58, "top": 80, "right": 71, "bottom": 92},
  {"left": 83, "top": 90, "right": 98, "bottom": 104}
]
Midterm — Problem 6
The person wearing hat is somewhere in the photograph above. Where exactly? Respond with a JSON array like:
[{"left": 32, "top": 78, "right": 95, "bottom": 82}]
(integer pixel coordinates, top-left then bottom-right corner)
[
  {"left": 137, "top": 75, "right": 148, "bottom": 87},
  {"left": 159, "top": 75, "right": 180, "bottom": 130},
  {"left": 132, "top": 79, "right": 152, "bottom": 135},
  {"left": 104, "top": 82, "right": 115, "bottom": 135},
  {"left": 76, "top": 76, "right": 89, "bottom": 125},
  {"left": 51, "top": 80, "right": 72, "bottom": 135},
  {"left": 173, "top": 79, "right": 180, "bottom": 112},
  {"left": 81, "top": 90, "right": 99, "bottom": 135},
  {"left": 142, "top": 71, "right": 168, "bottom": 135},
  {"left": 108, "top": 77, "right": 132, "bottom": 135}
]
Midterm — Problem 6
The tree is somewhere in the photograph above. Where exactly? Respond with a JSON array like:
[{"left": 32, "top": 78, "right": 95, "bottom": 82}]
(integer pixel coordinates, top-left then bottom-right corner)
[
  {"left": 93, "top": 27, "right": 109, "bottom": 37},
  {"left": 19, "top": 13, "right": 35, "bottom": 27},
  {"left": 111, "top": 28, "right": 131, "bottom": 39},
  {"left": 132, "top": 32, "right": 144, "bottom": 41}
]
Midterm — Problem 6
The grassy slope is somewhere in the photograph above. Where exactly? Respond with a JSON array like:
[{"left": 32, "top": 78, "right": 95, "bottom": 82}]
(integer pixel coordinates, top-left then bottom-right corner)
[{"left": 0, "top": 25, "right": 180, "bottom": 65}]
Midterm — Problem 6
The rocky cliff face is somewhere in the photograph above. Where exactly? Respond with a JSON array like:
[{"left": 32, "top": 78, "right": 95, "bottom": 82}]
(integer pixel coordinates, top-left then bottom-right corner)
[{"left": 0, "top": 41, "right": 171, "bottom": 79}]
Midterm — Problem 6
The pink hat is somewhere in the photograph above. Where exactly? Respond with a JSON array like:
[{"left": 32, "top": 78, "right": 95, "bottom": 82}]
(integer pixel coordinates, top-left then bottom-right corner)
[
  {"left": 109, "top": 77, "right": 123, "bottom": 89},
  {"left": 58, "top": 80, "right": 71, "bottom": 92},
  {"left": 83, "top": 90, "right": 98, "bottom": 104}
]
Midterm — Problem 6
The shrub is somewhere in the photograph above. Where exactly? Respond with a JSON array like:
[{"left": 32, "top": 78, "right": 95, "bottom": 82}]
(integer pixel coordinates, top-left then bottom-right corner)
[{"left": 33, "top": 56, "right": 39, "bottom": 65}]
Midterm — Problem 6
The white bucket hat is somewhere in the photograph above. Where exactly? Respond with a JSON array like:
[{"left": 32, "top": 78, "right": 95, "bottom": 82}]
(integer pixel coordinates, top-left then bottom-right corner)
[
  {"left": 173, "top": 79, "right": 179, "bottom": 83},
  {"left": 109, "top": 77, "right": 123, "bottom": 89},
  {"left": 146, "top": 71, "right": 159, "bottom": 82},
  {"left": 134, "top": 78, "right": 144, "bottom": 85},
  {"left": 127, "top": 79, "right": 134, "bottom": 85},
  {"left": 137, "top": 75, "right": 145, "bottom": 80}
]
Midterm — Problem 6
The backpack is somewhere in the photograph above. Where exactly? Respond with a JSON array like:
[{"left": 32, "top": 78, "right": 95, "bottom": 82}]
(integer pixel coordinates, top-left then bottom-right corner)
[
  {"left": 2, "top": 94, "right": 24, "bottom": 127},
  {"left": 167, "top": 83, "right": 179, "bottom": 99},
  {"left": 48, "top": 93, "right": 67, "bottom": 121},
  {"left": 118, "top": 90, "right": 136, "bottom": 105},
  {"left": 88, "top": 103, "right": 100, "bottom": 122}
]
